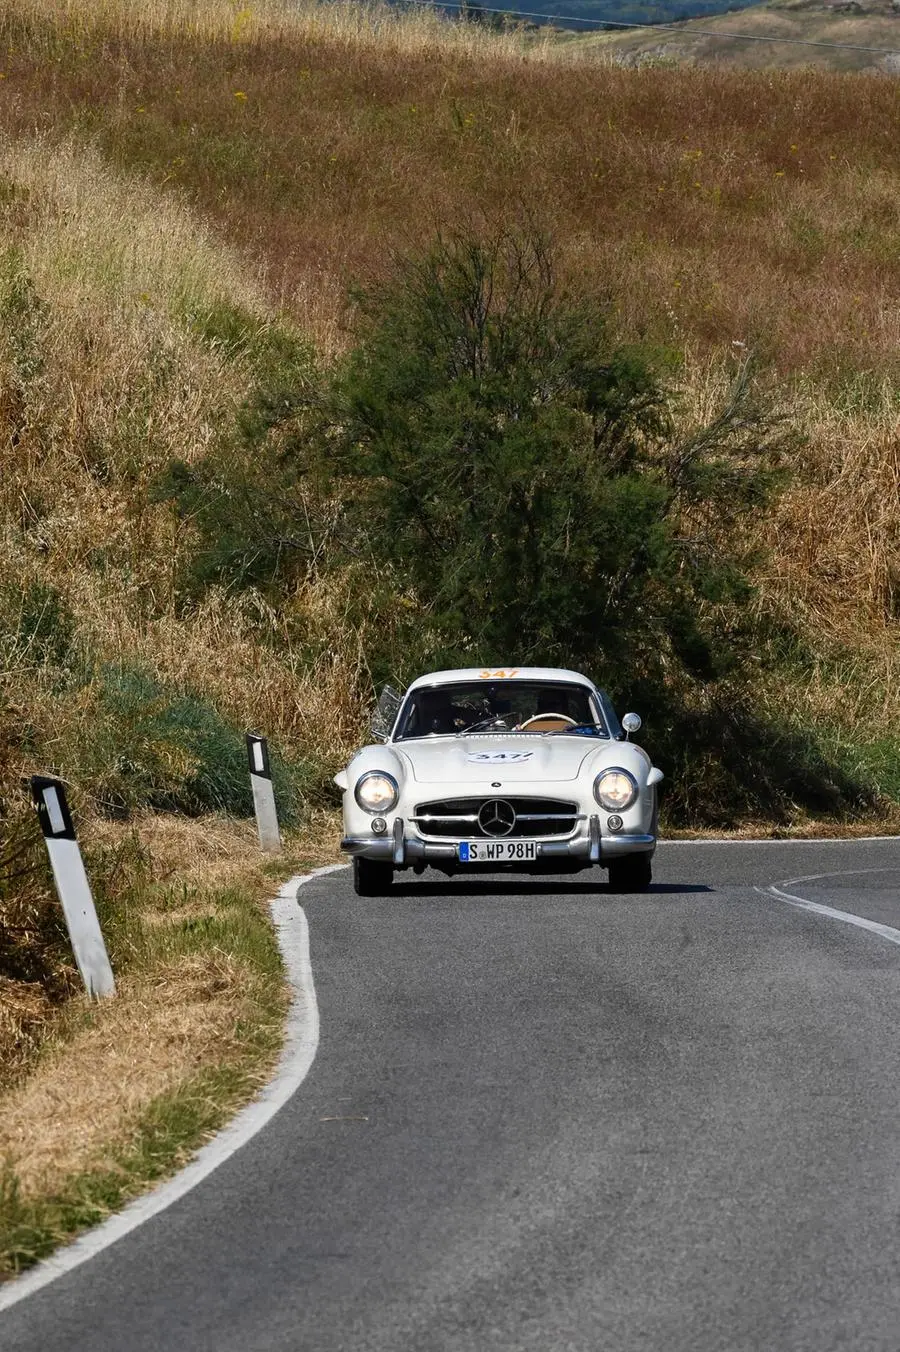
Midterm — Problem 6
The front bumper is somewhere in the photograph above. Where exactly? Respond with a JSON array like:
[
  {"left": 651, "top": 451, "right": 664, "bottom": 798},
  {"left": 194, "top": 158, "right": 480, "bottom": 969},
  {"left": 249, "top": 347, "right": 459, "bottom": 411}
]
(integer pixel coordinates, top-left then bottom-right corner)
[{"left": 340, "top": 815, "right": 655, "bottom": 867}]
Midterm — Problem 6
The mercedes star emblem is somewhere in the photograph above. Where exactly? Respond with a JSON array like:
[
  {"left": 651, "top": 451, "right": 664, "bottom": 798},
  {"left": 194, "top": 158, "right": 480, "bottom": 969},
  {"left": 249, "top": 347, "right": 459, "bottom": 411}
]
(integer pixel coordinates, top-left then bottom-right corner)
[{"left": 478, "top": 799, "right": 516, "bottom": 837}]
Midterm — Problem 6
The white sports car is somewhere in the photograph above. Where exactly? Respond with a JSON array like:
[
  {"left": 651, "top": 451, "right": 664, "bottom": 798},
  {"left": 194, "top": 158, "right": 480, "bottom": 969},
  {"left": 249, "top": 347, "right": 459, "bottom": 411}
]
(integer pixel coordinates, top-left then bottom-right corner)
[{"left": 336, "top": 667, "right": 663, "bottom": 896}]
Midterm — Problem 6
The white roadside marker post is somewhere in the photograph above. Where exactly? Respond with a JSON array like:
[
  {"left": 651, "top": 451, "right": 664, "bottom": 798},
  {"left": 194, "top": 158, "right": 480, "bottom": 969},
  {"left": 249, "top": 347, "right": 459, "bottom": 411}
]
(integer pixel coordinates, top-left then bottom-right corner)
[
  {"left": 30, "top": 776, "right": 116, "bottom": 999},
  {"left": 246, "top": 733, "right": 282, "bottom": 854}
]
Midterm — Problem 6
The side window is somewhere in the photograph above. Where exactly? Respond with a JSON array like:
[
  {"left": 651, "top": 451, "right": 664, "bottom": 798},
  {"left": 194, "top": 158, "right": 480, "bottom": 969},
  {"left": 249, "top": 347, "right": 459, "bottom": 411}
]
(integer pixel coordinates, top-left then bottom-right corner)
[
  {"left": 372, "top": 684, "right": 404, "bottom": 741},
  {"left": 594, "top": 691, "right": 619, "bottom": 740}
]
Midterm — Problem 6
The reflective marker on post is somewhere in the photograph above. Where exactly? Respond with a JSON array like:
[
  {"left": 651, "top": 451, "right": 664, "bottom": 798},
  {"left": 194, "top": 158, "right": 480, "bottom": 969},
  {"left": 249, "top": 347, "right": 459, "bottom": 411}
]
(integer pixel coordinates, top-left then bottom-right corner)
[
  {"left": 30, "top": 777, "right": 116, "bottom": 1000},
  {"left": 246, "top": 733, "right": 281, "bottom": 854}
]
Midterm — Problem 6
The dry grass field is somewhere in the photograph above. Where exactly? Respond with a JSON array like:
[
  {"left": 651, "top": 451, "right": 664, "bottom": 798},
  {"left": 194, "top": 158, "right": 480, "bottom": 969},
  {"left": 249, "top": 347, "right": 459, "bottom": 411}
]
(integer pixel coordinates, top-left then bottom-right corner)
[{"left": 0, "top": 0, "right": 899, "bottom": 1267}]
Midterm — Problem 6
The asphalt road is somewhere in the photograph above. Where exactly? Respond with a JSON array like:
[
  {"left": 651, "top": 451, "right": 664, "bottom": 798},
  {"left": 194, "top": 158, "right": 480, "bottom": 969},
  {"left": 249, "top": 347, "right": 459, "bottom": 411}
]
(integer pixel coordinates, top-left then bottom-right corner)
[{"left": 5, "top": 839, "right": 900, "bottom": 1352}]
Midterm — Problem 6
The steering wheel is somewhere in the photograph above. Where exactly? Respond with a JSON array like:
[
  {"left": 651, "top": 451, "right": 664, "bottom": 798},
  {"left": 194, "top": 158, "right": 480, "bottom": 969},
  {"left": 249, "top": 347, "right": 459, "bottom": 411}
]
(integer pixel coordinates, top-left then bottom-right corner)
[{"left": 517, "top": 713, "right": 578, "bottom": 731}]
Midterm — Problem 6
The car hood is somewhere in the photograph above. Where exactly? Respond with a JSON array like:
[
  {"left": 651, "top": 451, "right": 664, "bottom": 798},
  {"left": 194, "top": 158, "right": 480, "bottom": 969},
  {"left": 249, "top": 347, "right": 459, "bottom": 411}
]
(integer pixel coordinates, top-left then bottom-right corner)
[{"left": 396, "top": 736, "right": 600, "bottom": 785}]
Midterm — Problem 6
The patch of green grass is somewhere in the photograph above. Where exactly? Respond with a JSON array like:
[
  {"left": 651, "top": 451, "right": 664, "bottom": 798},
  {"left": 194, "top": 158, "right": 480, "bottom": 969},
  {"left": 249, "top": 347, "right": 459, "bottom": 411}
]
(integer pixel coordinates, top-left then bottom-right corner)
[
  {"left": 0, "top": 245, "right": 47, "bottom": 389},
  {"left": 0, "top": 580, "right": 77, "bottom": 673},
  {"left": 818, "top": 733, "right": 900, "bottom": 806},
  {"left": 69, "top": 663, "right": 308, "bottom": 823},
  {"left": 178, "top": 297, "right": 314, "bottom": 383},
  {"left": 152, "top": 882, "right": 284, "bottom": 973}
]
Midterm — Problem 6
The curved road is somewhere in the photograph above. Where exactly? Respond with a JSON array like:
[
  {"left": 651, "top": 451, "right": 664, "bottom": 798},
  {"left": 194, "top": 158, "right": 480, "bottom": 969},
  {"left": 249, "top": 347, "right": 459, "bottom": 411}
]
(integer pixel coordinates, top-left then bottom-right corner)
[{"left": 5, "top": 839, "right": 900, "bottom": 1351}]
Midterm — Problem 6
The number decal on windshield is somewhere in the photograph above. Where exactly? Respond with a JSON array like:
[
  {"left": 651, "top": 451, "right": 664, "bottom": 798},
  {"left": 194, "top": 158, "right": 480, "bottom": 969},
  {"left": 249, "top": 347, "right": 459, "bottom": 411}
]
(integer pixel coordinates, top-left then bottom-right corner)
[{"left": 478, "top": 669, "right": 519, "bottom": 679}]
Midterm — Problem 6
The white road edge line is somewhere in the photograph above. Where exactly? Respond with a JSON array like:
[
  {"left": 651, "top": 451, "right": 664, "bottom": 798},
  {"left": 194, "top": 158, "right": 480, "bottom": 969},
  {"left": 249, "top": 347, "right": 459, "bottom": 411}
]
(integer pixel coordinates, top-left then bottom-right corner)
[
  {"left": 757, "top": 879, "right": 900, "bottom": 948},
  {"left": 777, "top": 867, "right": 900, "bottom": 889},
  {"left": 663, "top": 836, "right": 900, "bottom": 846},
  {"left": 0, "top": 862, "right": 347, "bottom": 1314}
]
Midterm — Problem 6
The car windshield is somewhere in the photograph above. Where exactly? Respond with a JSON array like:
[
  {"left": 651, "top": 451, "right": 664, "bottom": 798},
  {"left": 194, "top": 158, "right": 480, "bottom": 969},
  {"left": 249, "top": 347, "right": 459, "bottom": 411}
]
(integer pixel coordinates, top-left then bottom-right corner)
[{"left": 395, "top": 681, "right": 607, "bottom": 740}]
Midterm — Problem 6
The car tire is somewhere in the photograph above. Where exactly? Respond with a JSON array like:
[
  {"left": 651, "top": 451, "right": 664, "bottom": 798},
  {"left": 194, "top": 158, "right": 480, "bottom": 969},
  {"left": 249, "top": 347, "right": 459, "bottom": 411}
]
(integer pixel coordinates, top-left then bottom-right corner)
[
  {"left": 353, "top": 856, "right": 394, "bottom": 897},
  {"left": 607, "top": 853, "right": 652, "bottom": 893}
]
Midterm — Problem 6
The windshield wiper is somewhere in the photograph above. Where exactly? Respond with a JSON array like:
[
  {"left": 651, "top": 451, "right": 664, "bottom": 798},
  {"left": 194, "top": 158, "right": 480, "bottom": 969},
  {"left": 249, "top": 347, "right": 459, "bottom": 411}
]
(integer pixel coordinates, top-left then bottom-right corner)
[
  {"left": 548, "top": 723, "right": 608, "bottom": 736},
  {"left": 458, "top": 716, "right": 510, "bottom": 736}
]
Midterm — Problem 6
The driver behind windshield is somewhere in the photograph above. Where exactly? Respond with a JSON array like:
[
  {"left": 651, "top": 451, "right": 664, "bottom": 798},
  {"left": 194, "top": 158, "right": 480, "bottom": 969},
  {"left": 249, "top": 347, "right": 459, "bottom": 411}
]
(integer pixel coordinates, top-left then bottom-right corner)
[{"left": 413, "top": 690, "right": 460, "bottom": 735}]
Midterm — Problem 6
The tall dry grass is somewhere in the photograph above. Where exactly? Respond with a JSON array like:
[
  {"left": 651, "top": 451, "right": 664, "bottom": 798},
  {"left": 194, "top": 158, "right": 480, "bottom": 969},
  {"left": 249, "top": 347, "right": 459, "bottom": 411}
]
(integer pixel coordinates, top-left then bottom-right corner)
[
  {"left": 0, "top": 134, "right": 369, "bottom": 804},
  {"left": 3, "top": 0, "right": 555, "bottom": 61}
]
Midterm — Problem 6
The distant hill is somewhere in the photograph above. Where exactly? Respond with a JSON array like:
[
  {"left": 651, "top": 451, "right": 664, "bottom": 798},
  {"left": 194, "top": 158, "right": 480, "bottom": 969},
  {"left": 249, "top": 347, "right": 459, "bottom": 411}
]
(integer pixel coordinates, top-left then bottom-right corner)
[
  {"left": 548, "top": 0, "right": 900, "bottom": 70},
  {"left": 458, "top": 0, "right": 767, "bottom": 30}
]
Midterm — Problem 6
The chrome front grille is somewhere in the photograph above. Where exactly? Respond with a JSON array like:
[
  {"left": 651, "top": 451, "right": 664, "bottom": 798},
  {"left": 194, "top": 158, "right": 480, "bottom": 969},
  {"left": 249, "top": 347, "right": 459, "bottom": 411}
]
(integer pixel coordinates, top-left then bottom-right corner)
[{"left": 411, "top": 797, "right": 580, "bottom": 839}]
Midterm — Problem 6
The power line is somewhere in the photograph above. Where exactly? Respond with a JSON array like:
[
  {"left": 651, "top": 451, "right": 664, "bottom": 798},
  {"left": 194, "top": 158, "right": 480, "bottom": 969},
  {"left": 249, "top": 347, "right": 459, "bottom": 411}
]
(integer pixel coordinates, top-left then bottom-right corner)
[{"left": 412, "top": 0, "right": 900, "bottom": 56}]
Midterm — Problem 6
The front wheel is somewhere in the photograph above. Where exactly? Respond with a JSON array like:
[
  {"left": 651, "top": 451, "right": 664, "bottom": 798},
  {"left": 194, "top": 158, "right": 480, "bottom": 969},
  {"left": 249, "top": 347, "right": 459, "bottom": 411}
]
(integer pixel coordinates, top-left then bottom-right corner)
[
  {"left": 353, "top": 856, "right": 394, "bottom": 897},
  {"left": 607, "top": 853, "right": 652, "bottom": 893}
]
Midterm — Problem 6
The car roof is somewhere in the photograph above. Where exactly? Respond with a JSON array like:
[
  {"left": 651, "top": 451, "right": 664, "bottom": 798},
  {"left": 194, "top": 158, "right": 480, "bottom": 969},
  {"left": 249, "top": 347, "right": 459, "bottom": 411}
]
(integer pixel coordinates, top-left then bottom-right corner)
[{"left": 405, "top": 667, "right": 598, "bottom": 692}]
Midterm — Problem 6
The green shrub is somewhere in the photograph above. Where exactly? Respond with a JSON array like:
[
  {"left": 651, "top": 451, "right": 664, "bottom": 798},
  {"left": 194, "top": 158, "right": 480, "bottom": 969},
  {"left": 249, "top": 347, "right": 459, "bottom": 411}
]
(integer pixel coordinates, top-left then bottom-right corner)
[
  {"left": 151, "top": 448, "right": 318, "bottom": 593},
  {"left": 325, "top": 231, "right": 787, "bottom": 678},
  {"left": 81, "top": 664, "right": 307, "bottom": 821}
]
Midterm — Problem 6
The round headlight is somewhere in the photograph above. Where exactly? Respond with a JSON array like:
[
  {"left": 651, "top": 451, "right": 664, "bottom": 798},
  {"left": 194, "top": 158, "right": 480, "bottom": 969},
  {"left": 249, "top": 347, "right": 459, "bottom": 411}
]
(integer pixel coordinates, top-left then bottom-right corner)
[
  {"left": 354, "top": 771, "right": 399, "bottom": 814},
  {"left": 593, "top": 768, "right": 638, "bottom": 812}
]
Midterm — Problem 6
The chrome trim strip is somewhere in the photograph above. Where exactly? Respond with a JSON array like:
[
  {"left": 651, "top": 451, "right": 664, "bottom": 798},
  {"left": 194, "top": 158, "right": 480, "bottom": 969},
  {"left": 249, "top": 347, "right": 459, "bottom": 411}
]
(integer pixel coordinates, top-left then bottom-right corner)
[
  {"left": 410, "top": 814, "right": 480, "bottom": 824},
  {"left": 516, "top": 813, "right": 585, "bottom": 822},
  {"left": 411, "top": 812, "right": 580, "bottom": 825}
]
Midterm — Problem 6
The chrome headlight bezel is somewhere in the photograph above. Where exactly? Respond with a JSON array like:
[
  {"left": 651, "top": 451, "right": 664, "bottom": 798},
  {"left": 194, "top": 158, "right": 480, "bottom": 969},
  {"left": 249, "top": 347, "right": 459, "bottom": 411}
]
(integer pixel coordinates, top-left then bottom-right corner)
[
  {"left": 354, "top": 770, "right": 399, "bottom": 814},
  {"left": 593, "top": 767, "right": 639, "bottom": 813}
]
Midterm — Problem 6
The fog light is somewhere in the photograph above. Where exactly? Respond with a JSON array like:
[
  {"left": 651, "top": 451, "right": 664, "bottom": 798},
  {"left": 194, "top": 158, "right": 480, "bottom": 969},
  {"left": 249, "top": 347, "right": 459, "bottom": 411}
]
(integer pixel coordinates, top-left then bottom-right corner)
[
  {"left": 607, "top": 815, "right": 624, "bottom": 832},
  {"left": 371, "top": 817, "right": 388, "bottom": 835}
]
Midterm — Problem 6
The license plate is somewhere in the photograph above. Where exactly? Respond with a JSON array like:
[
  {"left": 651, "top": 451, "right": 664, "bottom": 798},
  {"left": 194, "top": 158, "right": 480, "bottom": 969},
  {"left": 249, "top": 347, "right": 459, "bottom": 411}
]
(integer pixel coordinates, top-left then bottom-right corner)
[{"left": 458, "top": 840, "right": 538, "bottom": 863}]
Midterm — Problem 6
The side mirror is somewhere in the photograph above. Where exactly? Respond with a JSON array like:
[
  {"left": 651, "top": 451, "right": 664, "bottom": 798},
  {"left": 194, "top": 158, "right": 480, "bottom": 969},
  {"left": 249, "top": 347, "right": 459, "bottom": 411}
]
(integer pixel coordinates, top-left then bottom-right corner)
[{"left": 621, "top": 712, "right": 642, "bottom": 740}]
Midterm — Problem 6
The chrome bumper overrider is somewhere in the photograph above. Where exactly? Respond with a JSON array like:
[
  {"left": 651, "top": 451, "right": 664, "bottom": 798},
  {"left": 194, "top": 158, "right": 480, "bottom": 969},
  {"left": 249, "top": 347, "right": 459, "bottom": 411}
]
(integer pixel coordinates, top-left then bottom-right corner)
[{"left": 340, "top": 815, "right": 655, "bottom": 866}]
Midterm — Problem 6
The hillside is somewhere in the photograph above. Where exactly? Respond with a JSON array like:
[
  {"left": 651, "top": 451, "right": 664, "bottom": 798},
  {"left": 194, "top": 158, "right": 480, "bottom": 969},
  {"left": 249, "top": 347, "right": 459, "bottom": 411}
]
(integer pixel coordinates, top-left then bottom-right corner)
[
  {"left": 557, "top": 0, "right": 900, "bottom": 70},
  {"left": 0, "top": 0, "right": 898, "bottom": 839},
  {"left": 1, "top": 0, "right": 900, "bottom": 1265}
]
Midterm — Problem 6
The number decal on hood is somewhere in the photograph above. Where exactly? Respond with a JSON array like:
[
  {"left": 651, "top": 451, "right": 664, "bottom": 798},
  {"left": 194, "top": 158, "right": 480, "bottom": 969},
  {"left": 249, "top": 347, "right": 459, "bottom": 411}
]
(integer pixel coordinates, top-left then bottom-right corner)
[{"left": 466, "top": 750, "right": 535, "bottom": 763}]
